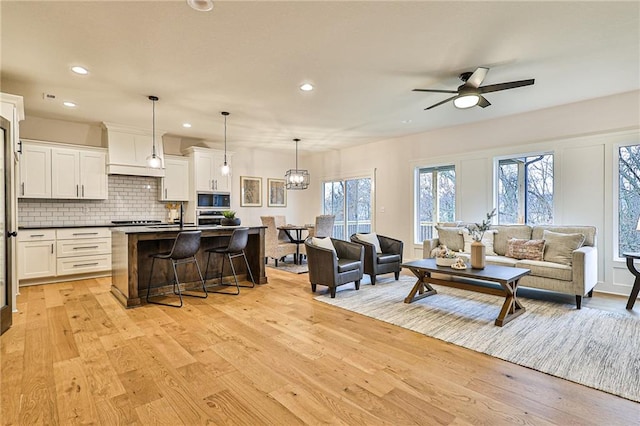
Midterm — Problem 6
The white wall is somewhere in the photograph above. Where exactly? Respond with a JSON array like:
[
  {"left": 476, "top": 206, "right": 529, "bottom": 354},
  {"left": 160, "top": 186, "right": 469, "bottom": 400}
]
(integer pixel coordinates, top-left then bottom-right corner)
[{"left": 302, "top": 90, "right": 640, "bottom": 296}]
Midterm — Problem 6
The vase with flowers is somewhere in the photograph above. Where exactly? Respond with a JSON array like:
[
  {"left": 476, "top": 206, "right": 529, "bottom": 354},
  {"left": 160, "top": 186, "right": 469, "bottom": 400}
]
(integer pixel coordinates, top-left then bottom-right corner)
[{"left": 467, "top": 208, "right": 496, "bottom": 269}]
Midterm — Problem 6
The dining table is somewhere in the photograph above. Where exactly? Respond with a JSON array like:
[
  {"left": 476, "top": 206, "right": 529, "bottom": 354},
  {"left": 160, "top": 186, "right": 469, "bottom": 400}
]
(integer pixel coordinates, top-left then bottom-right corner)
[{"left": 277, "top": 224, "right": 310, "bottom": 264}]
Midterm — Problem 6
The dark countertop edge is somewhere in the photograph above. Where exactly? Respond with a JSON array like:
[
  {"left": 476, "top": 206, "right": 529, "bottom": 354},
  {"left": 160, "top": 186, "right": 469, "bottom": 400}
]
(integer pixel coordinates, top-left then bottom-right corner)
[
  {"left": 111, "top": 225, "right": 267, "bottom": 234},
  {"left": 19, "top": 224, "right": 116, "bottom": 230}
]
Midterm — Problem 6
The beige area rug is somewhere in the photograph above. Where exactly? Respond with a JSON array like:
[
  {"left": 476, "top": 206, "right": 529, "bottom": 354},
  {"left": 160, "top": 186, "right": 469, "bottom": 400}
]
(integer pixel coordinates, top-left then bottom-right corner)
[
  {"left": 314, "top": 276, "right": 640, "bottom": 403},
  {"left": 266, "top": 259, "right": 308, "bottom": 274}
]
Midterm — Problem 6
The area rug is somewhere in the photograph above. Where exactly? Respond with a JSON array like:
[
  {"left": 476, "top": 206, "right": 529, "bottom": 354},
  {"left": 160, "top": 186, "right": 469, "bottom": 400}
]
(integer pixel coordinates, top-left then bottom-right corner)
[
  {"left": 266, "top": 260, "right": 308, "bottom": 274},
  {"left": 314, "top": 276, "right": 640, "bottom": 403}
]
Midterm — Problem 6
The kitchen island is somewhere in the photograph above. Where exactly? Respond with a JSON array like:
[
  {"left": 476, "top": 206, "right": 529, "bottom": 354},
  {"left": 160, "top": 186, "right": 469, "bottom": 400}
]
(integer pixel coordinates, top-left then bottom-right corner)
[{"left": 111, "top": 225, "right": 266, "bottom": 307}]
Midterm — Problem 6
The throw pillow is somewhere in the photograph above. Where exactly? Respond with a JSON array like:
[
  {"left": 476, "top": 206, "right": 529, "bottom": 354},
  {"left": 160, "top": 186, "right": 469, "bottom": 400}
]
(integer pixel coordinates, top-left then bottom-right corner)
[
  {"left": 311, "top": 237, "right": 336, "bottom": 254},
  {"left": 543, "top": 230, "right": 585, "bottom": 266},
  {"left": 356, "top": 232, "right": 382, "bottom": 253},
  {"left": 506, "top": 238, "right": 545, "bottom": 261},
  {"left": 434, "top": 226, "right": 465, "bottom": 252},
  {"left": 460, "top": 228, "right": 497, "bottom": 255}
]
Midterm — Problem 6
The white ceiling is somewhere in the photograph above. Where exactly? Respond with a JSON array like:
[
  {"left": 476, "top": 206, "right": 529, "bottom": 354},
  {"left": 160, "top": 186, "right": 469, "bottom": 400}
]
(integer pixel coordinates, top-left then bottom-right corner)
[{"left": 1, "top": 1, "right": 638, "bottom": 153}]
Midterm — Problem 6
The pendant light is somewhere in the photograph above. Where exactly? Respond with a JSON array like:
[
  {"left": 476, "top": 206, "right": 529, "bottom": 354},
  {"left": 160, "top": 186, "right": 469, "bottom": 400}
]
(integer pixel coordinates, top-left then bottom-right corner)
[
  {"left": 285, "top": 138, "right": 309, "bottom": 190},
  {"left": 146, "top": 95, "right": 163, "bottom": 169},
  {"left": 220, "top": 111, "right": 231, "bottom": 176}
]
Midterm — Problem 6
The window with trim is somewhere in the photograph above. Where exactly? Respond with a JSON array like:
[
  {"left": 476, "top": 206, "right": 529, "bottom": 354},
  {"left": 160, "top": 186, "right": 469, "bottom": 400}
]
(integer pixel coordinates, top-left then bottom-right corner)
[
  {"left": 415, "top": 165, "right": 455, "bottom": 243},
  {"left": 323, "top": 177, "right": 372, "bottom": 240},
  {"left": 618, "top": 143, "right": 640, "bottom": 256},
  {"left": 497, "top": 154, "right": 553, "bottom": 225}
]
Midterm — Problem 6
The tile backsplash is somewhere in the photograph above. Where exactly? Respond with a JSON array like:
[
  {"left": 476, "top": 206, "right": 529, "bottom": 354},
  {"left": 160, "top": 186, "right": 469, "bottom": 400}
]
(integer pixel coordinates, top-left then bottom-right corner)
[{"left": 18, "top": 175, "right": 181, "bottom": 227}]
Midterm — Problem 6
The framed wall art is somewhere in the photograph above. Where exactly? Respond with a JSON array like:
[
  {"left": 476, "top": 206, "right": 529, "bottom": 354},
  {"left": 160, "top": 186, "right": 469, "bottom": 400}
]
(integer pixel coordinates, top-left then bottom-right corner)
[
  {"left": 267, "top": 178, "right": 287, "bottom": 207},
  {"left": 240, "top": 176, "right": 262, "bottom": 207}
]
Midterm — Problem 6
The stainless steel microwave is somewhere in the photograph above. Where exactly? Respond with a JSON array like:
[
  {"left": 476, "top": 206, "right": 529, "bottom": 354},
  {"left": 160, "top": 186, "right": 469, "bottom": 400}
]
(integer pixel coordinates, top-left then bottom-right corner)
[{"left": 197, "top": 192, "right": 230, "bottom": 210}]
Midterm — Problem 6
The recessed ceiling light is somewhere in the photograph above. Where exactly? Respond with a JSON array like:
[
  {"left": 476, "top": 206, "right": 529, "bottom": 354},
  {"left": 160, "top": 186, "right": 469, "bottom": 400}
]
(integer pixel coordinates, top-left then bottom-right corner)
[
  {"left": 63, "top": 101, "right": 76, "bottom": 108},
  {"left": 71, "top": 66, "right": 89, "bottom": 75},
  {"left": 187, "top": 0, "right": 213, "bottom": 12},
  {"left": 300, "top": 83, "right": 314, "bottom": 92},
  {"left": 182, "top": 123, "right": 192, "bottom": 128},
  {"left": 401, "top": 119, "right": 412, "bottom": 124}
]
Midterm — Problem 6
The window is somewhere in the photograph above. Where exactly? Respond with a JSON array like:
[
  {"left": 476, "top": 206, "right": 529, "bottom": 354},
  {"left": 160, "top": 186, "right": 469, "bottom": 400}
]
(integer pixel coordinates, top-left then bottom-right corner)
[
  {"left": 415, "top": 165, "right": 455, "bottom": 243},
  {"left": 618, "top": 144, "right": 640, "bottom": 256},
  {"left": 497, "top": 154, "right": 553, "bottom": 225},
  {"left": 323, "top": 177, "right": 372, "bottom": 240}
]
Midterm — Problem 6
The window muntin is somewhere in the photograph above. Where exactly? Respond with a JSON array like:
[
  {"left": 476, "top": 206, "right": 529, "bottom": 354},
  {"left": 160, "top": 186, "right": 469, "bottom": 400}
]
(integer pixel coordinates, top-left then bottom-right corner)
[
  {"left": 323, "top": 177, "right": 372, "bottom": 239},
  {"left": 416, "top": 165, "right": 455, "bottom": 243},
  {"left": 618, "top": 144, "right": 640, "bottom": 256},
  {"left": 497, "top": 154, "right": 553, "bottom": 225}
]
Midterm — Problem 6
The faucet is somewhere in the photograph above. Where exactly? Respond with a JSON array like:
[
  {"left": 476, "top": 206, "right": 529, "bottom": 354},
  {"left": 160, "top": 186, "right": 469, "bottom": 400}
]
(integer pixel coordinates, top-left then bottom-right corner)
[{"left": 179, "top": 202, "right": 184, "bottom": 228}]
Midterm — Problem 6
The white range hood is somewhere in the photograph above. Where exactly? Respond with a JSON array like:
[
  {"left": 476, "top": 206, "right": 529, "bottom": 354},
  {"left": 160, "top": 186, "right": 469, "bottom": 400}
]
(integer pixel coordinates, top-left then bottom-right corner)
[{"left": 102, "top": 122, "right": 165, "bottom": 177}]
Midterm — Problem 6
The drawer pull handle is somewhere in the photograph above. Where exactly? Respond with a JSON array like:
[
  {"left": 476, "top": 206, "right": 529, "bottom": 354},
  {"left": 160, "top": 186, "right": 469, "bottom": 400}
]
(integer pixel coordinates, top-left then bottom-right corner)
[
  {"left": 73, "top": 246, "right": 99, "bottom": 250},
  {"left": 72, "top": 232, "right": 99, "bottom": 236},
  {"left": 73, "top": 262, "right": 99, "bottom": 268},
  {"left": 30, "top": 234, "right": 45, "bottom": 237}
]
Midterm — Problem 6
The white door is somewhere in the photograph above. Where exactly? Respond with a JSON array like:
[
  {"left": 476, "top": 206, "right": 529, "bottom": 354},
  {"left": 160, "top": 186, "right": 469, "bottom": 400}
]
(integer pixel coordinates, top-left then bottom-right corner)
[
  {"left": 51, "top": 147, "right": 80, "bottom": 199},
  {"left": 80, "top": 151, "right": 107, "bottom": 199},
  {"left": 19, "top": 144, "right": 51, "bottom": 198}
]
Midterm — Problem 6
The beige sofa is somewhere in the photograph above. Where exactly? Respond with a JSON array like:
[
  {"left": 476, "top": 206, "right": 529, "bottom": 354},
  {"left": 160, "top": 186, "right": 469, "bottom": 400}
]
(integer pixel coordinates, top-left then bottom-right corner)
[{"left": 423, "top": 225, "right": 598, "bottom": 309}]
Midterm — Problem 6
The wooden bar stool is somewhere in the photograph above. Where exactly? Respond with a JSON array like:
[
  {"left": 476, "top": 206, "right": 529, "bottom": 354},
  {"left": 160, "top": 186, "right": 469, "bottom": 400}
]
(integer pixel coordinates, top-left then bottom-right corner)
[
  {"left": 146, "top": 231, "right": 207, "bottom": 307},
  {"left": 204, "top": 227, "right": 255, "bottom": 295}
]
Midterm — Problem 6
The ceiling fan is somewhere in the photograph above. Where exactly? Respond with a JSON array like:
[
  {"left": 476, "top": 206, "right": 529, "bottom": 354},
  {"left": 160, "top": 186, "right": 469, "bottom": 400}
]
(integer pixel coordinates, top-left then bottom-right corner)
[{"left": 413, "top": 67, "right": 535, "bottom": 110}]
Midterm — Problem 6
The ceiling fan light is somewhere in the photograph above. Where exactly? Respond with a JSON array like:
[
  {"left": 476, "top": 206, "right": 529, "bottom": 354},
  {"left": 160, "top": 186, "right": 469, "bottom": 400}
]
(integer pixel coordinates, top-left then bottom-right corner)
[
  {"left": 454, "top": 94, "right": 480, "bottom": 109},
  {"left": 187, "top": 0, "right": 213, "bottom": 12}
]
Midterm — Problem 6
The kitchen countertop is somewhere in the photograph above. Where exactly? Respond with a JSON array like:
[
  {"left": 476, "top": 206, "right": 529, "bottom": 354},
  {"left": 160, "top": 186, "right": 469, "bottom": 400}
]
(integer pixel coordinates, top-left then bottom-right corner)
[
  {"left": 19, "top": 224, "right": 115, "bottom": 230},
  {"left": 111, "top": 224, "right": 265, "bottom": 234}
]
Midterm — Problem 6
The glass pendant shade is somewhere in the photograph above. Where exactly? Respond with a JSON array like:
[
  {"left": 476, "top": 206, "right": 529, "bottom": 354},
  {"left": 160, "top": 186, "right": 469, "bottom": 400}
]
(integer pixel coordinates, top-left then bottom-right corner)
[
  {"left": 147, "top": 95, "right": 163, "bottom": 169},
  {"left": 285, "top": 138, "right": 309, "bottom": 190},
  {"left": 220, "top": 111, "right": 231, "bottom": 176}
]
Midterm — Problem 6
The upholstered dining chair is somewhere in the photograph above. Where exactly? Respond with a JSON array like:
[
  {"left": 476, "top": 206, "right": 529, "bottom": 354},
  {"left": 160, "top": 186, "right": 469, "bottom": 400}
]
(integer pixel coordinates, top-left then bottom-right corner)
[
  {"left": 304, "top": 237, "right": 364, "bottom": 298},
  {"left": 261, "top": 215, "right": 298, "bottom": 266},
  {"left": 307, "top": 215, "right": 335, "bottom": 238},
  {"left": 350, "top": 232, "right": 404, "bottom": 286}
]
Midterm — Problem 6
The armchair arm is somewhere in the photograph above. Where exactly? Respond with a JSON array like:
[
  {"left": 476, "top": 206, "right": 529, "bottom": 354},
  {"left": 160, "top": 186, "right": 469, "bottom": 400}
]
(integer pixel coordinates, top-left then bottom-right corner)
[
  {"left": 572, "top": 245, "right": 598, "bottom": 294},
  {"left": 423, "top": 238, "right": 440, "bottom": 258},
  {"left": 350, "top": 236, "right": 377, "bottom": 273}
]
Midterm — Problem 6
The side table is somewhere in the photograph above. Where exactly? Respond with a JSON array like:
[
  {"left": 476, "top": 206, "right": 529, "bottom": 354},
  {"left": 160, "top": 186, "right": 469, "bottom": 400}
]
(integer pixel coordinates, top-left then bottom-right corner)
[{"left": 622, "top": 252, "right": 640, "bottom": 310}]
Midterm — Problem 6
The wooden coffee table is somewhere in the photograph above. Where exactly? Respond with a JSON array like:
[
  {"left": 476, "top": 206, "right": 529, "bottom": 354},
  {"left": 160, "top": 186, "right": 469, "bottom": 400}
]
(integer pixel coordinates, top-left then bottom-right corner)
[{"left": 401, "top": 259, "right": 531, "bottom": 326}]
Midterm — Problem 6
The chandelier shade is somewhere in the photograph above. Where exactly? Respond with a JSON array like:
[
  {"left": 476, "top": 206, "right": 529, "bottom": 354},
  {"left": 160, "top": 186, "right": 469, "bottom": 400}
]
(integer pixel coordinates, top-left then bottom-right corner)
[
  {"left": 146, "top": 95, "right": 163, "bottom": 169},
  {"left": 285, "top": 138, "right": 310, "bottom": 190}
]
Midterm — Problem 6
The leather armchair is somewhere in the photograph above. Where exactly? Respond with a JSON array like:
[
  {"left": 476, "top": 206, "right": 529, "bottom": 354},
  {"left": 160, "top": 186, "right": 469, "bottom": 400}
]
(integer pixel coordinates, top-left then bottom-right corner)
[
  {"left": 304, "top": 238, "right": 364, "bottom": 298},
  {"left": 350, "top": 233, "right": 403, "bottom": 285}
]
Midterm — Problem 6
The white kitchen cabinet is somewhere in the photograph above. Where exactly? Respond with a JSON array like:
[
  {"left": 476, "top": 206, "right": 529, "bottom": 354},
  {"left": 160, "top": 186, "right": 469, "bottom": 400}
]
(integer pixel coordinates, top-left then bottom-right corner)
[
  {"left": 18, "top": 227, "right": 111, "bottom": 284},
  {"left": 159, "top": 155, "right": 189, "bottom": 201},
  {"left": 20, "top": 141, "right": 107, "bottom": 200},
  {"left": 17, "top": 230, "right": 56, "bottom": 280},
  {"left": 55, "top": 228, "right": 111, "bottom": 277},
  {"left": 184, "top": 146, "right": 231, "bottom": 192},
  {"left": 19, "top": 143, "right": 51, "bottom": 198}
]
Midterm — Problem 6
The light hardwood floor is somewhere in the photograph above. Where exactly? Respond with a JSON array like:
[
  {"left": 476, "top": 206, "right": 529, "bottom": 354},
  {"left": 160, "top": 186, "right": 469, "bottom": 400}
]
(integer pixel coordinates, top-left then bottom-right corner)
[{"left": 2, "top": 269, "right": 638, "bottom": 425}]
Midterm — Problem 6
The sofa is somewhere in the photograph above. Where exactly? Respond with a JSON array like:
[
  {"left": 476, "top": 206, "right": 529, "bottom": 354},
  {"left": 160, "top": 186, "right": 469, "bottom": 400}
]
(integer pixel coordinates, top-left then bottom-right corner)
[{"left": 423, "top": 224, "right": 598, "bottom": 309}]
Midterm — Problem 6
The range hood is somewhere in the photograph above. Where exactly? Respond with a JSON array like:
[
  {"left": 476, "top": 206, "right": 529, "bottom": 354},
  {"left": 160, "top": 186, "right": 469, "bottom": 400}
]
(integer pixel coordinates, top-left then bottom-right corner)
[{"left": 102, "top": 122, "right": 165, "bottom": 177}]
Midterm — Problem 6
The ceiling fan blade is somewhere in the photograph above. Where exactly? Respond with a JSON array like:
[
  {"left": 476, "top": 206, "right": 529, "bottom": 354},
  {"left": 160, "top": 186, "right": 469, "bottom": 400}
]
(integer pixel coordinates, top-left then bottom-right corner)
[
  {"left": 478, "top": 79, "right": 535, "bottom": 94},
  {"left": 413, "top": 88, "right": 458, "bottom": 94},
  {"left": 477, "top": 96, "right": 491, "bottom": 108},
  {"left": 424, "top": 95, "right": 458, "bottom": 110},
  {"left": 465, "top": 67, "right": 489, "bottom": 88}
]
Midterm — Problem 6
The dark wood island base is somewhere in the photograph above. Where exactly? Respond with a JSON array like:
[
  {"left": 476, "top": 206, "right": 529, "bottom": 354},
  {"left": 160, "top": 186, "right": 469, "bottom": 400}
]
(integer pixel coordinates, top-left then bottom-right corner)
[{"left": 111, "top": 226, "right": 267, "bottom": 307}]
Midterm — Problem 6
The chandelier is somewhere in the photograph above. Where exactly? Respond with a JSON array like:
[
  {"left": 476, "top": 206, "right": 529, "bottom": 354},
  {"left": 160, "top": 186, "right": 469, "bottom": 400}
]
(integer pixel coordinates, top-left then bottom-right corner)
[{"left": 285, "top": 138, "right": 309, "bottom": 190}]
